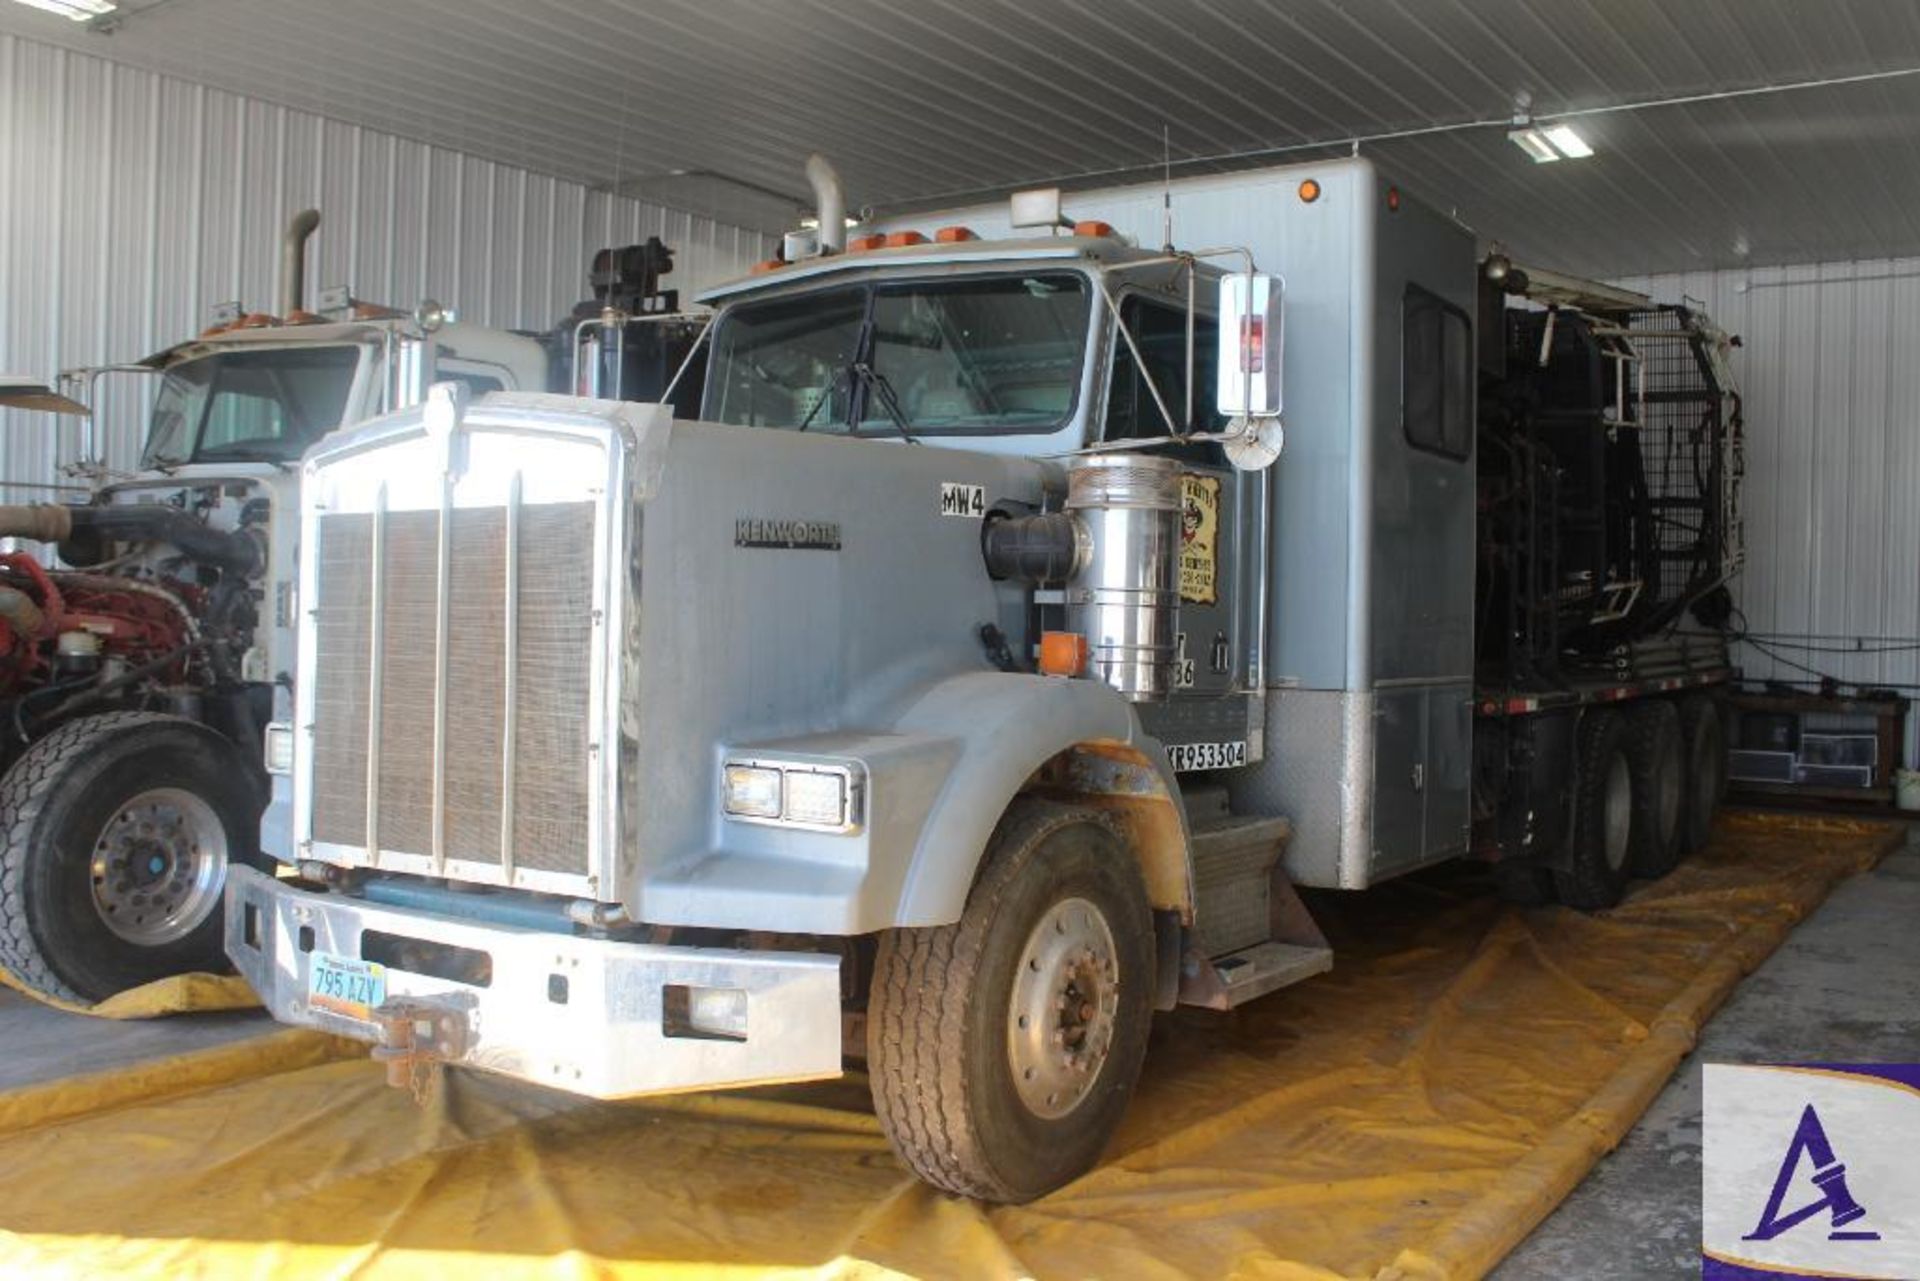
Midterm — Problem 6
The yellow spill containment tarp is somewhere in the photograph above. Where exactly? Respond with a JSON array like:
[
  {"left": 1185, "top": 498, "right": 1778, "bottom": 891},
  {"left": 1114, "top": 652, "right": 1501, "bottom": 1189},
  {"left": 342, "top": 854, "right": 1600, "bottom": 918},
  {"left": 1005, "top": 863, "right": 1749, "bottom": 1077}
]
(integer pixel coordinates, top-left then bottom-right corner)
[
  {"left": 0, "top": 967, "right": 261, "bottom": 1018},
  {"left": 0, "top": 811, "right": 1901, "bottom": 1281}
]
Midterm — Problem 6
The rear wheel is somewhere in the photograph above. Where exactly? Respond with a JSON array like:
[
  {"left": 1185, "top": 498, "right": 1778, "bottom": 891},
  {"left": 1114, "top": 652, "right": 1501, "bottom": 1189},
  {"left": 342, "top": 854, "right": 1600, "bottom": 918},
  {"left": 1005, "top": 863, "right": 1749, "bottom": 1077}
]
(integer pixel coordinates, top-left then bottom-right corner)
[
  {"left": 1677, "top": 695, "right": 1727, "bottom": 852},
  {"left": 866, "top": 799, "right": 1154, "bottom": 1202},
  {"left": 1625, "top": 701, "right": 1686, "bottom": 878},
  {"left": 0, "top": 713, "right": 264, "bottom": 1004},
  {"left": 1553, "top": 710, "right": 1636, "bottom": 910}
]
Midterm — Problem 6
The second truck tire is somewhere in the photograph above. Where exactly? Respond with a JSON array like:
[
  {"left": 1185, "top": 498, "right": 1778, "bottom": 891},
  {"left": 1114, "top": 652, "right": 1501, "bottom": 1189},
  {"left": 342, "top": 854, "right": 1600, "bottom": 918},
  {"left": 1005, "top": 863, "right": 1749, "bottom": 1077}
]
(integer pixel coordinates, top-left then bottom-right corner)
[
  {"left": 1624, "top": 700, "right": 1686, "bottom": 878},
  {"left": 866, "top": 798, "right": 1155, "bottom": 1203},
  {"left": 1678, "top": 695, "right": 1728, "bottom": 853},
  {"left": 0, "top": 712, "right": 264, "bottom": 1004}
]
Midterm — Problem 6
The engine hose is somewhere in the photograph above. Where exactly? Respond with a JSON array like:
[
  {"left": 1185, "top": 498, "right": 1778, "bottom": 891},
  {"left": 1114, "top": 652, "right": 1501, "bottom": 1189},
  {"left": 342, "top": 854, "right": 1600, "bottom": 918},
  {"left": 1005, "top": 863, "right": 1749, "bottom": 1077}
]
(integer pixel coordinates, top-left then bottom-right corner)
[
  {"left": 0, "top": 586, "right": 45, "bottom": 636},
  {"left": 25, "top": 639, "right": 200, "bottom": 731},
  {"left": 0, "top": 502, "right": 261, "bottom": 577}
]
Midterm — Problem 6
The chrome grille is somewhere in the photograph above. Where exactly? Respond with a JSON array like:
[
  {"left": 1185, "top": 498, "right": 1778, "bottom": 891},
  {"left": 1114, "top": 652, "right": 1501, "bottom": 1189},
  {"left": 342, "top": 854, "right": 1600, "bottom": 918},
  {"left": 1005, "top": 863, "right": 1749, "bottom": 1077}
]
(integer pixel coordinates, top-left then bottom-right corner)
[{"left": 310, "top": 500, "right": 597, "bottom": 878}]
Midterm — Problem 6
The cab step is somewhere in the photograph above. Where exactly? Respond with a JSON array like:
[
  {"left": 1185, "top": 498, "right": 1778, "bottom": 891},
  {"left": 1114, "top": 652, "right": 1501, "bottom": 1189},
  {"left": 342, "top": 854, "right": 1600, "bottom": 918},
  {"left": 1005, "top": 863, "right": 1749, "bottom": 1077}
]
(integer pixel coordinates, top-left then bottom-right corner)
[
  {"left": 1178, "top": 940, "right": 1334, "bottom": 1011},
  {"left": 1177, "top": 800, "right": 1332, "bottom": 1010}
]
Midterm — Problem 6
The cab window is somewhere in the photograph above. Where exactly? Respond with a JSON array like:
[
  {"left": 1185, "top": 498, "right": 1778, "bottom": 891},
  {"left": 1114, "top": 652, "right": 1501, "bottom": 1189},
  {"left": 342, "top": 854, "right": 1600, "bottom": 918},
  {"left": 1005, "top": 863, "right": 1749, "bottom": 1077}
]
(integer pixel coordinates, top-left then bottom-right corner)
[
  {"left": 1103, "top": 294, "right": 1226, "bottom": 466},
  {"left": 1403, "top": 284, "right": 1472, "bottom": 459}
]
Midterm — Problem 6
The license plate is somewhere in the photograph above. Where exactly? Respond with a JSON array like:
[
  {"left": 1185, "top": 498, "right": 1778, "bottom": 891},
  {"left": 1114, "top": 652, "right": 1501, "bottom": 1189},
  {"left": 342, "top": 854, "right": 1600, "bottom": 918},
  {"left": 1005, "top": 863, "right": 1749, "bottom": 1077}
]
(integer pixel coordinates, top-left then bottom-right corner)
[
  {"left": 307, "top": 952, "right": 386, "bottom": 1023},
  {"left": 1168, "top": 740, "right": 1249, "bottom": 772}
]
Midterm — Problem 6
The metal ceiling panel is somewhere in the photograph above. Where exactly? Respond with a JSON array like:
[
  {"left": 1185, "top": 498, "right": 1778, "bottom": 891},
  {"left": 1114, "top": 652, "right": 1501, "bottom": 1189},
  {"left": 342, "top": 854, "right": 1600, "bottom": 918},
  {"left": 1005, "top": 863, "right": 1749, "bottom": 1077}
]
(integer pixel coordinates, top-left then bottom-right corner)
[{"left": 2, "top": 0, "right": 1917, "bottom": 274}]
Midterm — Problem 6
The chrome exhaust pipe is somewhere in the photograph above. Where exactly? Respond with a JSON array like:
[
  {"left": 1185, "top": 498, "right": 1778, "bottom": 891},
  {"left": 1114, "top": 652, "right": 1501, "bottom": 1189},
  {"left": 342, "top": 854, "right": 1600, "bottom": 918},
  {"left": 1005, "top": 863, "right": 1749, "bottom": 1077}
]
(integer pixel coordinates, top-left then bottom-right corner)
[
  {"left": 804, "top": 155, "right": 845, "bottom": 254},
  {"left": 279, "top": 208, "right": 322, "bottom": 316}
]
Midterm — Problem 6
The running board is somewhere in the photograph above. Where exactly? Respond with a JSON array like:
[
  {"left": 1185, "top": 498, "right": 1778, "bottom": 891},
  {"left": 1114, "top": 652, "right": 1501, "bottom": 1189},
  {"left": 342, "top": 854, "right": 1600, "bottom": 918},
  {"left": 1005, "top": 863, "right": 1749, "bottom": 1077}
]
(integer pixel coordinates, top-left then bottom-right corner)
[{"left": 1178, "top": 941, "right": 1333, "bottom": 1010}]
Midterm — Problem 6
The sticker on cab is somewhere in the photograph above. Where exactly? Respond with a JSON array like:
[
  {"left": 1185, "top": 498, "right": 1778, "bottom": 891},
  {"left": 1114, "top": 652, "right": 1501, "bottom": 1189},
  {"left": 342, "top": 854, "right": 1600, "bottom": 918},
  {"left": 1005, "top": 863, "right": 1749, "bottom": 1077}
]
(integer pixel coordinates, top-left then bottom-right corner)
[{"left": 1180, "top": 474, "right": 1220, "bottom": 604}]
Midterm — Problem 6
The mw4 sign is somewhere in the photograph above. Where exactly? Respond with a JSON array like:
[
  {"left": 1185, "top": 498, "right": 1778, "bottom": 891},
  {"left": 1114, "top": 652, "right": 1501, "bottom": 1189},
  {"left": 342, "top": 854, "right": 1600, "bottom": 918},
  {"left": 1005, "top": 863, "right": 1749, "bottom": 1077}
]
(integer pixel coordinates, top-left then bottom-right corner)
[{"left": 940, "top": 482, "right": 987, "bottom": 519}]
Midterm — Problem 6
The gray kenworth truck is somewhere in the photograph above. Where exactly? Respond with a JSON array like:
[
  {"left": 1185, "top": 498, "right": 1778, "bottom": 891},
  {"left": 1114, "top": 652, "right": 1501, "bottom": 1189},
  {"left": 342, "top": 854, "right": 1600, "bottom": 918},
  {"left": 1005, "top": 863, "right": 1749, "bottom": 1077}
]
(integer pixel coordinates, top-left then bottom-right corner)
[{"left": 228, "top": 155, "right": 1740, "bottom": 1202}]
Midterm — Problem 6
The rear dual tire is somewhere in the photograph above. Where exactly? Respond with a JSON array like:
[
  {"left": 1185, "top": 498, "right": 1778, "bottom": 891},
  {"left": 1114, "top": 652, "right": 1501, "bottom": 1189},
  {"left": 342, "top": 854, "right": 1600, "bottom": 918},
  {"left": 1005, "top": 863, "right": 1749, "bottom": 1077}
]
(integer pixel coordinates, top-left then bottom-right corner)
[
  {"left": 1552, "top": 709, "right": 1638, "bottom": 910},
  {"left": 1548, "top": 696, "right": 1726, "bottom": 910}
]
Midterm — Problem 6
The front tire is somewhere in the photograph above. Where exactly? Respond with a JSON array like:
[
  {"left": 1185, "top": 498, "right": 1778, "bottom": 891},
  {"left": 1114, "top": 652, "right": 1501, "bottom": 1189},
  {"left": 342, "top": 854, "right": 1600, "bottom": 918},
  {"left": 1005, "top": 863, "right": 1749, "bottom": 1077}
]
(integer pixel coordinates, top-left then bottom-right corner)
[
  {"left": 0, "top": 712, "right": 264, "bottom": 1004},
  {"left": 867, "top": 799, "right": 1154, "bottom": 1203}
]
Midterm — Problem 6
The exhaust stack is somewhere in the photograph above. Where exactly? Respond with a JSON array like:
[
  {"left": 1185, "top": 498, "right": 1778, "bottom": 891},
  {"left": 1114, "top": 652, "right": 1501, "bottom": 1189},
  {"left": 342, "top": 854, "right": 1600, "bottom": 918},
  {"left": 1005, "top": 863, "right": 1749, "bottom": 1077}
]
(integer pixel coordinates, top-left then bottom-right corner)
[
  {"left": 279, "top": 209, "right": 322, "bottom": 316},
  {"left": 804, "top": 155, "right": 846, "bottom": 254}
]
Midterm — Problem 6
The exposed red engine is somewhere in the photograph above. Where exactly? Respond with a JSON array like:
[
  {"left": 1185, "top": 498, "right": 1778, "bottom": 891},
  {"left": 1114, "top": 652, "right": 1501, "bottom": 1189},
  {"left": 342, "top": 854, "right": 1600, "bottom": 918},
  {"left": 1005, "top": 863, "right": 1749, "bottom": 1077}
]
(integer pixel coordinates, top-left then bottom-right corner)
[{"left": 0, "top": 552, "right": 197, "bottom": 695}]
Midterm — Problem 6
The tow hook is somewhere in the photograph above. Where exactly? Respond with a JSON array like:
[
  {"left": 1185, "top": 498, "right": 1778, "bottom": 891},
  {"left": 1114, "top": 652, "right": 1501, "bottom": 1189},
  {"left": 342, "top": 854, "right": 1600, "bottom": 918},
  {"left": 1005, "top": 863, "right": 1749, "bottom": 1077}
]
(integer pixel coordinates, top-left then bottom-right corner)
[{"left": 369, "top": 999, "right": 470, "bottom": 1102}]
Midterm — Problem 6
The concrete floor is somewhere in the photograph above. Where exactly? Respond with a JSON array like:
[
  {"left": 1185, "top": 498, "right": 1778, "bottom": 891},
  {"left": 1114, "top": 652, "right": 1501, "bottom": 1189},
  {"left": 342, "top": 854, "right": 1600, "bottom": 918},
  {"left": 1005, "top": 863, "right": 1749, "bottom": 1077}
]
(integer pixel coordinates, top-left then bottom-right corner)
[
  {"left": 1493, "top": 827, "right": 1920, "bottom": 1280},
  {"left": 0, "top": 988, "right": 273, "bottom": 1092}
]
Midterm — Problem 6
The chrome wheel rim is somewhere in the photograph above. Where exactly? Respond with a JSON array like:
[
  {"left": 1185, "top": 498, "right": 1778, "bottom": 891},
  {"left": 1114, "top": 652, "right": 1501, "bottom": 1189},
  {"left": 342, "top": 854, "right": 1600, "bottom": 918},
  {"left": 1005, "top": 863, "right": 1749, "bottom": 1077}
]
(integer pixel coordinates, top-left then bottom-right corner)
[
  {"left": 1007, "top": 895, "right": 1120, "bottom": 1120},
  {"left": 90, "top": 787, "right": 227, "bottom": 946},
  {"left": 1603, "top": 755, "right": 1633, "bottom": 872}
]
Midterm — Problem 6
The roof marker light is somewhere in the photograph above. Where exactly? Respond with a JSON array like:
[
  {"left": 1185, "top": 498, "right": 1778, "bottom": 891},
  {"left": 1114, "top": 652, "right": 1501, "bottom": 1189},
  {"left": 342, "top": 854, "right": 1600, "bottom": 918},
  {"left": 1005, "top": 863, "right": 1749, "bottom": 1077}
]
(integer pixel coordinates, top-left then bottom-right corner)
[
  {"left": 847, "top": 234, "right": 887, "bottom": 253},
  {"left": 1072, "top": 219, "right": 1116, "bottom": 238},
  {"left": 882, "top": 231, "right": 928, "bottom": 248},
  {"left": 934, "top": 226, "right": 978, "bottom": 243}
]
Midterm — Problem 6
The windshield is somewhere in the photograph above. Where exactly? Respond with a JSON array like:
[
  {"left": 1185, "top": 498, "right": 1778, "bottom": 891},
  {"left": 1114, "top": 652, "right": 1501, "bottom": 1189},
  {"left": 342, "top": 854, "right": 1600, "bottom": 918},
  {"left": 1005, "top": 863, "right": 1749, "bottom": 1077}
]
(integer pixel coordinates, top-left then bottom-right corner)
[
  {"left": 705, "top": 272, "right": 1090, "bottom": 435},
  {"left": 144, "top": 345, "right": 361, "bottom": 466}
]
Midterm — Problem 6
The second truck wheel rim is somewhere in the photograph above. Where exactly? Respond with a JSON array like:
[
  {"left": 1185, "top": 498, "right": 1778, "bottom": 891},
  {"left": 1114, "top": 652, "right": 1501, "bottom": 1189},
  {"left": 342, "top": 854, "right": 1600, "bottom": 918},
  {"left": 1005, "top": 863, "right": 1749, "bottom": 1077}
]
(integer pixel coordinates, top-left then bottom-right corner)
[
  {"left": 1008, "top": 895, "right": 1120, "bottom": 1120},
  {"left": 90, "top": 787, "right": 227, "bottom": 946}
]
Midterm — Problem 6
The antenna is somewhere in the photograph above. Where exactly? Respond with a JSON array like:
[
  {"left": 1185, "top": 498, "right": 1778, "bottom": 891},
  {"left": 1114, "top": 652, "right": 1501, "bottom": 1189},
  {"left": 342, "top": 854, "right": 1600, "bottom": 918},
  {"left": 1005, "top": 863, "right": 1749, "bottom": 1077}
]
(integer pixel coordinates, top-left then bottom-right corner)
[{"left": 1161, "top": 124, "right": 1174, "bottom": 252}]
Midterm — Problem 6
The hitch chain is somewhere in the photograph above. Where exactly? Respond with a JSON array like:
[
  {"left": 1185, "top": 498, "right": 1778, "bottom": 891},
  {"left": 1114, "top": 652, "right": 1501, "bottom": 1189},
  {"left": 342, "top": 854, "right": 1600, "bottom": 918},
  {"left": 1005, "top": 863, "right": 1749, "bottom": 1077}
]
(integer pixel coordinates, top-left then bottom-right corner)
[{"left": 369, "top": 1001, "right": 470, "bottom": 1104}]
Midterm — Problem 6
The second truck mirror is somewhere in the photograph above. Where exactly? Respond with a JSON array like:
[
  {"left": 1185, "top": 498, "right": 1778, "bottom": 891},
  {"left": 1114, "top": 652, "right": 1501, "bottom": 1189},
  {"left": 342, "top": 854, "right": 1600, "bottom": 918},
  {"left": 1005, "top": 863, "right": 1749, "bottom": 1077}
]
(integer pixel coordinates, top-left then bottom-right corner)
[{"left": 1217, "top": 273, "right": 1283, "bottom": 421}]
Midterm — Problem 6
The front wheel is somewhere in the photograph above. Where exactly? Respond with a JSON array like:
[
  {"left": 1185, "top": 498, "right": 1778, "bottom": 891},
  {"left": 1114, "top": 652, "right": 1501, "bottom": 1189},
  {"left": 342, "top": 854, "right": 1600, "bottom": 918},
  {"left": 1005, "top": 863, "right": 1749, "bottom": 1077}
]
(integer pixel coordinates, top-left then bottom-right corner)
[
  {"left": 867, "top": 799, "right": 1154, "bottom": 1202},
  {"left": 0, "top": 712, "right": 264, "bottom": 1004}
]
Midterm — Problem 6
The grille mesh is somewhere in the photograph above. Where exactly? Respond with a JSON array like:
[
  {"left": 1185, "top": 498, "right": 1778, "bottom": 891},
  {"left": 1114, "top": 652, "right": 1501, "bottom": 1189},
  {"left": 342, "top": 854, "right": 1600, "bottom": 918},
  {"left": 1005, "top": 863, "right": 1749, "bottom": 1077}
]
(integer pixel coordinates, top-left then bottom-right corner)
[{"left": 310, "top": 500, "right": 598, "bottom": 879}]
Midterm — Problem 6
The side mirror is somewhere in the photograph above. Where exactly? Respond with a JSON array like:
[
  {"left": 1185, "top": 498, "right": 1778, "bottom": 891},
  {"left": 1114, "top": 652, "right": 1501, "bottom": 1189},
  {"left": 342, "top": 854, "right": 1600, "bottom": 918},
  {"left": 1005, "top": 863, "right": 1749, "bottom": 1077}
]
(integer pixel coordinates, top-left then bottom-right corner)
[
  {"left": 0, "top": 377, "right": 88, "bottom": 416},
  {"left": 1216, "top": 273, "right": 1283, "bottom": 421}
]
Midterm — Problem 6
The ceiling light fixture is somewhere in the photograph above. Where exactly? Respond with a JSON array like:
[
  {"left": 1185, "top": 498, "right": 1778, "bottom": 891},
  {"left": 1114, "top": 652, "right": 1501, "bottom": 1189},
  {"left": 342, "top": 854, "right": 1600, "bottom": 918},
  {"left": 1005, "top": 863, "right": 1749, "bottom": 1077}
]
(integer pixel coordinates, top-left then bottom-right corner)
[
  {"left": 10, "top": 0, "right": 116, "bottom": 19},
  {"left": 1509, "top": 117, "right": 1595, "bottom": 164}
]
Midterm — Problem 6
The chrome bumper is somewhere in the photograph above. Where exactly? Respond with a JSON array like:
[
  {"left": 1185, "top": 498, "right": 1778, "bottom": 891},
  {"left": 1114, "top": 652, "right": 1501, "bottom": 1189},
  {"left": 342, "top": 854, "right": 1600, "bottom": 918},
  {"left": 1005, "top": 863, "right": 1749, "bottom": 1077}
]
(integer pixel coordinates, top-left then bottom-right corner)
[{"left": 224, "top": 865, "right": 844, "bottom": 1098}]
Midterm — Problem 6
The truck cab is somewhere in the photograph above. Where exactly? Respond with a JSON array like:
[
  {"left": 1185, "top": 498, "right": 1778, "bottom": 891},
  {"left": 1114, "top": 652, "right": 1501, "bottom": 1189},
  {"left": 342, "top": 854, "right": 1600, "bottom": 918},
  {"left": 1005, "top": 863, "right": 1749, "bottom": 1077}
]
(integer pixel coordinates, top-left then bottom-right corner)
[{"left": 0, "top": 282, "right": 548, "bottom": 1007}]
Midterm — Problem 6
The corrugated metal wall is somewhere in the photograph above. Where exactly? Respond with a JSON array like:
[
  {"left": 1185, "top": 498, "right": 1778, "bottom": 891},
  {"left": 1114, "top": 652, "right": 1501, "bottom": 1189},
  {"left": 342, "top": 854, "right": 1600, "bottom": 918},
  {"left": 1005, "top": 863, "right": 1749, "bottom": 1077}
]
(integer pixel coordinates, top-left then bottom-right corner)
[
  {"left": 0, "top": 33, "right": 768, "bottom": 478},
  {"left": 1620, "top": 258, "right": 1920, "bottom": 766}
]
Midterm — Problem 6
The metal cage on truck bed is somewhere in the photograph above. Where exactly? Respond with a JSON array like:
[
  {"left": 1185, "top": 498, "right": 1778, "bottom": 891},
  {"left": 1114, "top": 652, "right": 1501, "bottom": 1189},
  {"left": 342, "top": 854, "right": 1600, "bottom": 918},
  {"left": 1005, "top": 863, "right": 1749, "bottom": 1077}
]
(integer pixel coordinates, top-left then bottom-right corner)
[{"left": 1476, "top": 279, "right": 1744, "bottom": 694}]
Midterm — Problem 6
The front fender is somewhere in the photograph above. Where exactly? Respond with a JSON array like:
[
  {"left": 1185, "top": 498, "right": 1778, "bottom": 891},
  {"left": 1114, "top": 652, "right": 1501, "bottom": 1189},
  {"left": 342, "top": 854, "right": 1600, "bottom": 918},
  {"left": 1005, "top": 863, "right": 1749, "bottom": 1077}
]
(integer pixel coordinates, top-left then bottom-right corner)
[
  {"left": 882, "top": 672, "right": 1162, "bottom": 926},
  {"left": 636, "top": 673, "right": 1182, "bottom": 936}
]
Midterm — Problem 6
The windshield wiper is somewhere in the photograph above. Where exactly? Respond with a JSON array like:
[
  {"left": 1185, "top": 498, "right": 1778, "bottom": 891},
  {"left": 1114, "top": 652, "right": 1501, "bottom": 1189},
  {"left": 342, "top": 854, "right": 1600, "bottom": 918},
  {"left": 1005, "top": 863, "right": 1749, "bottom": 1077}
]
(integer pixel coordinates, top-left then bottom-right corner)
[
  {"left": 797, "top": 364, "right": 852, "bottom": 433},
  {"left": 851, "top": 363, "right": 918, "bottom": 444}
]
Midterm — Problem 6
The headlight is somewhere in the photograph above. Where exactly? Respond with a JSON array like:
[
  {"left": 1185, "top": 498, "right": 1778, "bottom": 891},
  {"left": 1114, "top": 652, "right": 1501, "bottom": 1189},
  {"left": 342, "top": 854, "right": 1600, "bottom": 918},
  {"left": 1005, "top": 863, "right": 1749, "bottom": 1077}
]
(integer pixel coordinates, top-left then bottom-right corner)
[
  {"left": 721, "top": 764, "right": 782, "bottom": 819},
  {"left": 721, "top": 758, "right": 862, "bottom": 833},
  {"left": 263, "top": 721, "right": 295, "bottom": 776},
  {"left": 782, "top": 770, "right": 847, "bottom": 827}
]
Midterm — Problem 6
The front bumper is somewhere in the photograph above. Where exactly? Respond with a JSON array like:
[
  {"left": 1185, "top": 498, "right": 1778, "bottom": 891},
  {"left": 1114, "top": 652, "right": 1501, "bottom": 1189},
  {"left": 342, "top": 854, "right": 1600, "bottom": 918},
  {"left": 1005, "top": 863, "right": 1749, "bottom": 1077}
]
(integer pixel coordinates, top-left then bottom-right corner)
[{"left": 225, "top": 865, "right": 844, "bottom": 1099}]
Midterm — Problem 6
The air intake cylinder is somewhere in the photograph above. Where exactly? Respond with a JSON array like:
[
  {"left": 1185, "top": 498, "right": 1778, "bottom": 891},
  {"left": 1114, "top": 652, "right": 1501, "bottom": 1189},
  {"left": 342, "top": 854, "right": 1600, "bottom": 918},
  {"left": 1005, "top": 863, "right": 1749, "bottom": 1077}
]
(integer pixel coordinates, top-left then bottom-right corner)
[{"left": 1065, "top": 454, "right": 1181, "bottom": 700}]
